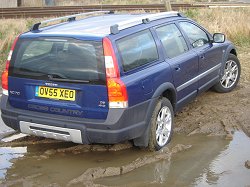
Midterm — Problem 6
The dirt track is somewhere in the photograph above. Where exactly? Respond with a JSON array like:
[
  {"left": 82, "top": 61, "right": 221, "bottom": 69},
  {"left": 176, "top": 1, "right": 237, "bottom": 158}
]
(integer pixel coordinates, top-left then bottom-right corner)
[{"left": 175, "top": 47, "right": 250, "bottom": 138}]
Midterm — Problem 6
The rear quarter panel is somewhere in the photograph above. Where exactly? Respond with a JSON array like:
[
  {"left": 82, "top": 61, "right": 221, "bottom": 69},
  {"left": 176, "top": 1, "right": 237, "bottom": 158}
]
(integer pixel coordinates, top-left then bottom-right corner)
[{"left": 120, "top": 62, "right": 173, "bottom": 106}]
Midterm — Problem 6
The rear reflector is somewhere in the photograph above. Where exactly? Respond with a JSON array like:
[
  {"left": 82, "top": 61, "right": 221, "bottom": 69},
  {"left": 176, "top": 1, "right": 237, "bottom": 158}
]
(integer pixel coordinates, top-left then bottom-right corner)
[
  {"left": 103, "top": 37, "right": 128, "bottom": 108},
  {"left": 1, "top": 35, "right": 19, "bottom": 95}
]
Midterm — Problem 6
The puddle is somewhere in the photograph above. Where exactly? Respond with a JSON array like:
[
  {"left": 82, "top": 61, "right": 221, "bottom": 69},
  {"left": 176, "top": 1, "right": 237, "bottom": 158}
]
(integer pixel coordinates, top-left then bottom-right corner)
[
  {"left": 0, "top": 147, "right": 27, "bottom": 180},
  {"left": 0, "top": 144, "right": 147, "bottom": 186},
  {"left": 0, "top": 131, "right": 249, "bottom": 187},
  {"left": 97, "top": 131, "right": 250, "bottom": 187},
  {"left": 194, "top": 131, "right": 250, "bottom": 187}
]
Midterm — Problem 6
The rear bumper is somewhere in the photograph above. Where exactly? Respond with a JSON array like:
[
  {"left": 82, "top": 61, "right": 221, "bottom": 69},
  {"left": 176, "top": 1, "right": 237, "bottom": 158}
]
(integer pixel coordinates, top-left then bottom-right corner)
[{"left": 1, "top": 95, "right": 156, "bottom": 144}]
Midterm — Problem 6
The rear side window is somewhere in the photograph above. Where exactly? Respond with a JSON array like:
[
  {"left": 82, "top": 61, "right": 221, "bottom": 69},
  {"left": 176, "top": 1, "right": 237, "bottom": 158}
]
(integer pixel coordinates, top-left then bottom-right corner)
[
  {"left": 116, "top": 30, "right": 158, "bottom": 72},
  {"left": 156, "top": 24, "right": 188, "bottom": 58},
  {"left": 9, "top": 38, "right": 105, "bottom": 84},
  {"left": 179, "top": 22, "right": 209, "bottom": 48}
]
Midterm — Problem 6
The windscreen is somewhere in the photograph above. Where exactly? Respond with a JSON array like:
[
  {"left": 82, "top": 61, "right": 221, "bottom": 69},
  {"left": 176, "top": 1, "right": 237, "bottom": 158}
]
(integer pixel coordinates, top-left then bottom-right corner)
[{"left": 9, "top": 38, "right": 105, "bottom": 84}]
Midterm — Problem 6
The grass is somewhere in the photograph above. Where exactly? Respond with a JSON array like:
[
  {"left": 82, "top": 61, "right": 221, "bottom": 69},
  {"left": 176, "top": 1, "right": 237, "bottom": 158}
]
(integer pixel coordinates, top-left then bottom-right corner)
[
  {"left": 0, "top": 18, "right": 39, "bottom": 71},
  {"left": 0, "top": 8, "right": 249, "bottom": 71},
  {"left": 184, "top": 8, "right": 250, "bottom": 47},
  {"left": 0, "top": 19, "right": 27, "bottom": 71}
]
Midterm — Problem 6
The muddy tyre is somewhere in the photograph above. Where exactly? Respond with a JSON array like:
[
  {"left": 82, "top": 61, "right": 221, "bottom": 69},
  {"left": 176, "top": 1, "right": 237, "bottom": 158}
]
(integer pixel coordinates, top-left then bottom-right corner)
[
  {"left": 213, "top": 54, "right": 241, "bottom": 93},
  {"left": 148, "top": 98, "right": 174, "bottom": 151}
]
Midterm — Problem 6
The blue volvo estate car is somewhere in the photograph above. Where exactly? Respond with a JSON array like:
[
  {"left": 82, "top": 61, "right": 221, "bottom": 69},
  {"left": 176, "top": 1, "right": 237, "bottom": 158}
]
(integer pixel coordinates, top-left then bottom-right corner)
[{"left": 1, "top": 11, "right": 241, "bottom": 150}]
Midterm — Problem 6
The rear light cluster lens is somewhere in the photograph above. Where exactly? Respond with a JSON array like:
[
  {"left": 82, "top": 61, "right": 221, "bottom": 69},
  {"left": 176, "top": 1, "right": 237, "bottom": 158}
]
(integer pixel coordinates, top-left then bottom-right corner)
[
  {"left": 1, "top": 61, "right": 9, "bottom": 94},
  {"left": 1, "top": 36, "right": 19, "bottom": 95},
  {"left": 103, "top": 37, "right": 128, "bottom": 108},
  {"left": 107, "top": 78, "right": 128, "bottom": 108}
]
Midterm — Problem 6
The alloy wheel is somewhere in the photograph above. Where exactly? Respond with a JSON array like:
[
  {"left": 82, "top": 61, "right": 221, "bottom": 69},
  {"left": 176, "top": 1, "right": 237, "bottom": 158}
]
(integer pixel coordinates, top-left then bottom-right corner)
[
  {"left": 156, "top": 106, "right": 172, "bottom": 147},
  {"left": 220, "top": 60, "right": 239, "bottom": 89}
]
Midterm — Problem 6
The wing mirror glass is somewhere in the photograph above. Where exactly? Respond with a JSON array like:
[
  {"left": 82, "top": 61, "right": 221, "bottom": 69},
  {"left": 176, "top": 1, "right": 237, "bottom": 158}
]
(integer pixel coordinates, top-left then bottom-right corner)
[{"left": 213, "top": 33, "right": 225, "bottom": 43}]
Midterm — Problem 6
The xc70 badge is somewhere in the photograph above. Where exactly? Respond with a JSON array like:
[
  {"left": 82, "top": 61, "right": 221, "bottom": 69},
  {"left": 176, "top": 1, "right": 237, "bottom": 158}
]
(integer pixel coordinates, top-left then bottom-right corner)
[{"left": 9, "top": 90, "right": 20, "bottom": 95}]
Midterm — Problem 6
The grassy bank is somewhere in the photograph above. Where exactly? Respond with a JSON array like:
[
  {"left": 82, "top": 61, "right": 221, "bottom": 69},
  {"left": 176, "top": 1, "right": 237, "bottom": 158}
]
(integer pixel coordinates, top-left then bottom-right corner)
[
  {"left": 0, "top": 8, "right": 249, "bottom": 71},
  {"left": 0, "top": 18, "right": 38, "bottom": 71},
  {"left": 185, "top": 8, "right": 250, "bottom": 47}
]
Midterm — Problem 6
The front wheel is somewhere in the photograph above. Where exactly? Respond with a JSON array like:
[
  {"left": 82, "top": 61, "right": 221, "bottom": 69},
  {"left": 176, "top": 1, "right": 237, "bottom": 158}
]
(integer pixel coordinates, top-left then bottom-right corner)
[
  {"left": 213, "top": 54, "right": 241, "bottom": 93},
  {"left": 148, "top": 98, "right": 174, "bottom": 151}
]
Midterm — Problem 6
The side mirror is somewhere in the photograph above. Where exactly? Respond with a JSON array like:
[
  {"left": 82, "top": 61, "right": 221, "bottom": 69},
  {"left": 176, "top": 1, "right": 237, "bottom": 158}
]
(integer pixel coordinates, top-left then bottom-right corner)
[{"left": 213, "top": 33, "right": 225, "bottom": 43}]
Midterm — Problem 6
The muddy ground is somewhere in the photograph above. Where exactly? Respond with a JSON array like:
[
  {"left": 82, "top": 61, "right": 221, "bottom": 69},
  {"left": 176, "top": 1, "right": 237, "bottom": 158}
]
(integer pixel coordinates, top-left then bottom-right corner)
[{"left": 0, "top": 48, "right": 250, "bottom": 187}]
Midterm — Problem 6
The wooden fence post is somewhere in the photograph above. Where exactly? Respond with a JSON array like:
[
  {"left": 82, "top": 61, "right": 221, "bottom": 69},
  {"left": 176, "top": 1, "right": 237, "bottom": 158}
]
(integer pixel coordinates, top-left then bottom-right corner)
[{"left": 165, "top": 0, "right": 172, "bottom": 11}]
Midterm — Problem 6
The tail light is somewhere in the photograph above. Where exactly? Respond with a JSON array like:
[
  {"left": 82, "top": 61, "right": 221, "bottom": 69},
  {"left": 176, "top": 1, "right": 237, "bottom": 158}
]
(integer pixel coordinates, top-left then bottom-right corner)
[
  {"left": 1, "top": 35, "right": 19, "bottom": 96},
  {"left": 103, "top": 37, "right": 128, "bottom": 108}
]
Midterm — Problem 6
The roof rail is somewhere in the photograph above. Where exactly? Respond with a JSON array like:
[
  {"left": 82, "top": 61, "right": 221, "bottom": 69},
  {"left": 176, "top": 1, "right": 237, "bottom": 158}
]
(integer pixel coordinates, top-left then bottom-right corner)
[
  {"left": 110, "top": 11, "right": 185, "bottom": 34},
  {"left": 30, "top": 10, "right": 111, "bottom": 31}
]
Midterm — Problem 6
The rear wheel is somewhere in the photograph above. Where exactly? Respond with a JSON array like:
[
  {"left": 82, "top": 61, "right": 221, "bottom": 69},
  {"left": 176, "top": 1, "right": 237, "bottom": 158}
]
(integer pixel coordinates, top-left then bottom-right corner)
[
  {"left": 148, "top": 98, "right": 174, "bottom": 151},
  {"left": 213, "top": 54, "right": 241, "bottom": 93}
]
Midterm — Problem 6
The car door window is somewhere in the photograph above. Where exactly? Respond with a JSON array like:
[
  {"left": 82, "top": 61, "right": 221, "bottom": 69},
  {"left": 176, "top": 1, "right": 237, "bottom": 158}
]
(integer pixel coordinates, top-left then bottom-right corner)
[
  {"left": 156, "top": 24, "right": 188, "bottom": 58},
  {"left": 116, "top": 30, "right": 158, "bottom": 72},
  {"left": 179, "top": 22, "right": 209, "bottom": 48}
]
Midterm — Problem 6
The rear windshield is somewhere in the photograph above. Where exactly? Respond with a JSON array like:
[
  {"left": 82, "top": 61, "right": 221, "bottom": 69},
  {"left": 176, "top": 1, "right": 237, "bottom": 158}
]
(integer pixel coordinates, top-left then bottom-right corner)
[{"left": 9, "top": 38, "right": 105, "bottom": 84}]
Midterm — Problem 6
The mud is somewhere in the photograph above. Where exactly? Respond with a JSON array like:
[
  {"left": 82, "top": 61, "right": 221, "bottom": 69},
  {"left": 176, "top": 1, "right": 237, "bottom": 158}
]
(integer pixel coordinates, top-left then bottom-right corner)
[
  {"left": 0, "top": 135, "right": 63, "bottom": 147},
  {"left": 35, "top": 142, "right": 134, "bottom": 160},
  {"left": 245, "top": 160, "right": 250, "bottom": 169},
  {"left": 0, "top": 173, "right": 42, "bottom": 186},
  {"left": 55, "top": 142, "right": 133, "bottom": 154}
]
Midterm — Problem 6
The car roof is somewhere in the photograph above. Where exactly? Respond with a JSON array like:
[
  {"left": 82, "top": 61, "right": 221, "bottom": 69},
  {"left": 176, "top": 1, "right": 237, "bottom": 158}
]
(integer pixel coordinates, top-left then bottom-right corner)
[{"left": 21, "top": 14, "right": 156, "bottom": 40}]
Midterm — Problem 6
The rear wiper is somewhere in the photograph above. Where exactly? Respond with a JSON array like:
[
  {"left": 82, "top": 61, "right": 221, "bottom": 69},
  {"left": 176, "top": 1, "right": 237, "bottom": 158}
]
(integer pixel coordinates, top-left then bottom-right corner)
[{"left": 48, "top": 74, "right": 90, "bottom": 83}]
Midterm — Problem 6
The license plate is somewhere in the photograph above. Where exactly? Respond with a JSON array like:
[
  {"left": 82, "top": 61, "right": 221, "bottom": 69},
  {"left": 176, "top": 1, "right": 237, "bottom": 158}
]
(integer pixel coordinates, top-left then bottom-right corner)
[{"left": 35, "top": 86, "right": 76, "bottom": 101}]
